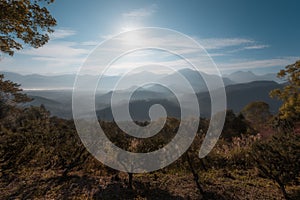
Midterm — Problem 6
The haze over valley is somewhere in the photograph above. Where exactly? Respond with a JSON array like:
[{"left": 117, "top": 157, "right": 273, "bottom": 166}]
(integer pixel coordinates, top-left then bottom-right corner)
[{"left": 2, "top": 69, "right": 283, "bottom": 120}]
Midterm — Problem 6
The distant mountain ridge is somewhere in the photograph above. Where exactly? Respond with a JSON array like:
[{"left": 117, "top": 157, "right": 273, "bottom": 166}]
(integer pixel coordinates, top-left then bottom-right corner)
[
  {"left": 223, "top": 71, "right": 281, "bottom": 83},
  {"left": 23, "top": 81, "right": 283, "bottom": 121},
  {"left": 1, "top": 71, "right": 121, "bottom": 91},
  {"left": 1, "top": 69, "right": 281, "bottom": 91},
  {"left": 2, "top": 70, "right": 284, "bottom": 120}
]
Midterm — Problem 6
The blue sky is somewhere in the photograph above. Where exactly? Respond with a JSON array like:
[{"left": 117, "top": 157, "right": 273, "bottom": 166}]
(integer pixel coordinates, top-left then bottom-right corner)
[{"left": 1, "top": 0, "right": 300, "bottom": 75}]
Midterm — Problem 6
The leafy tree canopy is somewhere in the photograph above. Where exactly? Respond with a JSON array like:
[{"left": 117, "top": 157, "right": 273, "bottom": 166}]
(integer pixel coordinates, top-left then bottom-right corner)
[
  {"left": 270, "top": 60, "right": 300, "bottom": 121},
  {"left": 0, "top": 0, "right": 56, "bottom": 56},
  {"left": 241, "top": 101, "right": 272, "bottom": 128}
]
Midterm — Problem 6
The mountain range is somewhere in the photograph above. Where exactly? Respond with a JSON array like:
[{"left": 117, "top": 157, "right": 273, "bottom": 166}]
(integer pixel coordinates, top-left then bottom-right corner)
[
  {"left": 1, "top": 69, "right": 284, "bottom": 121},
  {"left": 1, "top": 69, "right": 281, "bottom": 91},
  {"left": 22, "top": 81, "right": 283, "bottom": 121},
  {"left": 223, "top": 71, "right": 281, "bottom": 83}
]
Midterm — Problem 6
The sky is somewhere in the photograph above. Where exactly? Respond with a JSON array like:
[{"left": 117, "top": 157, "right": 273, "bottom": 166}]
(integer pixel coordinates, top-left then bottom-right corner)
[{"left": 1, "top": 0, "right": 300, "bottom": 75}]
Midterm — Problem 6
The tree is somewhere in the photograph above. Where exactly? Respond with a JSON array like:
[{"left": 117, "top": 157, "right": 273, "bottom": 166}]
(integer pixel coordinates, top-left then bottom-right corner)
[
  {"left": 0, "top": 74, "right": 31, "bottom": 119},
  {"left": 0, "top": 105, "right": 50, "bottom": 175},
  {"left": 0, "top": 74, "right": 31, "bottom": 104},
  {"left": 270, "top": 60, "right": 300, "bottom": 121},
  {"left": 0, "top": 0, "right": 56, "bottom": 56},
  {"left": 48, "top": 117, "right": 90, "bottom": 178},
  {"left": 221, "top": 110, "right": 254, "bottom": 140},
  {"left": 241, "top": 101, "right": 272, "bottom": 129},
  {"left": 250, "top": 61, "right": 300, "bottom": 200},
  {"left": 251, "top": 132, "right": 300, "bottom": 200},
  {"left": 0, "top": 0, "right": 56, "bottom": 115}
]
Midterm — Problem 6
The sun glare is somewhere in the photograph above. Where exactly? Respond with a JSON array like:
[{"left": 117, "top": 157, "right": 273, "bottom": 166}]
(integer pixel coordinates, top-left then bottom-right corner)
[
  {"left": 121, "top": 25, "right": 139, "bottom": 32},
  {"left": 120, "top": 21, "right": 142, "bottom": 32},
  {"left": 118, "top": 24, "right": 145, "bottom": 46}
]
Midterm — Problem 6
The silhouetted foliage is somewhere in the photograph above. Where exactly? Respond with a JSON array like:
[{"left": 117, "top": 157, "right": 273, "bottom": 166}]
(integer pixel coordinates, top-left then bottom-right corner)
[{"left": 221, "top": 110, "right": 255, "bottom": 140}]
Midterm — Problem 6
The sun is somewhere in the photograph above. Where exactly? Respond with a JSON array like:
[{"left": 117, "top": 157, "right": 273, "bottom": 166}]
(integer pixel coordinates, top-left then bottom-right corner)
[
  {"left": 120, "top": 22, "right": 141, "bottom": 32},
  {"left": 121, "top": 25, "right": 139, "bottom": 32},
  {"left": 118, "top": 24, "right": 144, "bottom": 45}
]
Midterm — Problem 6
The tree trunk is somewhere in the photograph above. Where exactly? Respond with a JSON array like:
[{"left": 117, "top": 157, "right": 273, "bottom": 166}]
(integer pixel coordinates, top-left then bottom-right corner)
[
  {"left": 128, "top": 172, "right": 133, "bottom": 189},
  {"left": 277, "top": 180, "right": 289, "bottom": 200},
  {"left": 186, "top": 152, "right": 205, "bottom": 196},
  {"left": 200, "top": 159, "right": 207, "bottom": 171}
]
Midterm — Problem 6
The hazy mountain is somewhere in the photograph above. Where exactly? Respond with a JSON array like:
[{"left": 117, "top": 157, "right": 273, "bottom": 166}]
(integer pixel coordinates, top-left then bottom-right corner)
[
  {"left": 2, "top": 71, "right": 76, "bottom": 89},
  {"left": 2, "top": 69, "right": 281, "bottom": 92},
  {"left": 23, "top": 95, "right": 72, "bottom": 118},
  {"left": 117, "top": 71, "right": 165, "bottom": 88},
  {"left": 25, "top": 90, "right": 73, "bottom": 104},
  {"left": 22, "top": 80, "right": 283, "bottom": 120},
  {"left": 225, "top": 81, "right": 282, "bottom": 113},
  {"left": 1, "top": 71, "right": 121, "bottom": 91},
  {"left": 193, "top": 80, "right": 283, "bottom": 116},
  {"left": 4, "top": 69, "right": 284, "bottom": 121},
  {"left": 96, "top": 85, "right": 174, "bottom": 104},
  {"left": 95, "top": 81, "right": 283, "bottom": 121},
  {"left": 96, "top": 99, "right": 181, "bottom": 121},
  {"left": 224, "top": 71, "right": 281, "bottom": 83},
  {"left": 159, "top": 68, "right": 235, "bottom": 93}
]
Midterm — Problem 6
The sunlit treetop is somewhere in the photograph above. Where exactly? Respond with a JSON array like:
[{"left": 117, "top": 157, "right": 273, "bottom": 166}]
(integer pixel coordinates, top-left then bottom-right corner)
[{"left": 270, "top": 60, "right": 300, "bottom": 121}]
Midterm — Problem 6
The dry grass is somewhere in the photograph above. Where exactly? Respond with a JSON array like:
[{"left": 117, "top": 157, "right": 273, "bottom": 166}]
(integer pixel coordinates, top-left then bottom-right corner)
[{"left": 1, "top": 167, "right": 299, "bottom": 199}]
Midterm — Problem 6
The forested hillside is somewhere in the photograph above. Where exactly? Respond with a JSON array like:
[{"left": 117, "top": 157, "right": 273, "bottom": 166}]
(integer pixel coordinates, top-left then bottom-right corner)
[{"left": 1, "top": 62, "right": 300, "bottom": 199}]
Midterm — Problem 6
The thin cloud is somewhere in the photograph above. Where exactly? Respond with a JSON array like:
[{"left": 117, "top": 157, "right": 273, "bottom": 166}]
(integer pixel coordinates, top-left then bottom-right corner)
[
  {"left": 98, "top": 33, "right": 265, "bottom": 57},
  {"left": 9, "top": 27, "right": 93, "bottom": 72},
  {"left": 16, "top": 40, "right": 91, "bottom": 72},
  {"left": 86, "top": 31, "right": 276, "bottom": 75},
  {"left": 219, "top": 57, "right": 300, "bottom": 70},
  {"left": 100, "top": 33, "right": 117, "bottom": 40},
  {"left": 6, "top": 27, "right": 278, "bottom": 75},
  {"left": 20, "top": 41, "right": 89, "bottom": 58},
  {"left": 198, "top": 38, "right": 254, "bottom": 50},
  {"left": 32, "top": 56, "right": 86, "bottom": 68},
  {"left": 123, "top": 4, "right": 158, "bottom": 18},
  {"left": 50, "top": 28, "right": 77, "bottom": 39},
  {"left": 79, "top": 41, "right": 99, "bottom": 46},
  {"left": 244, "top": 44, "right": 269, "bottom": 50}
]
